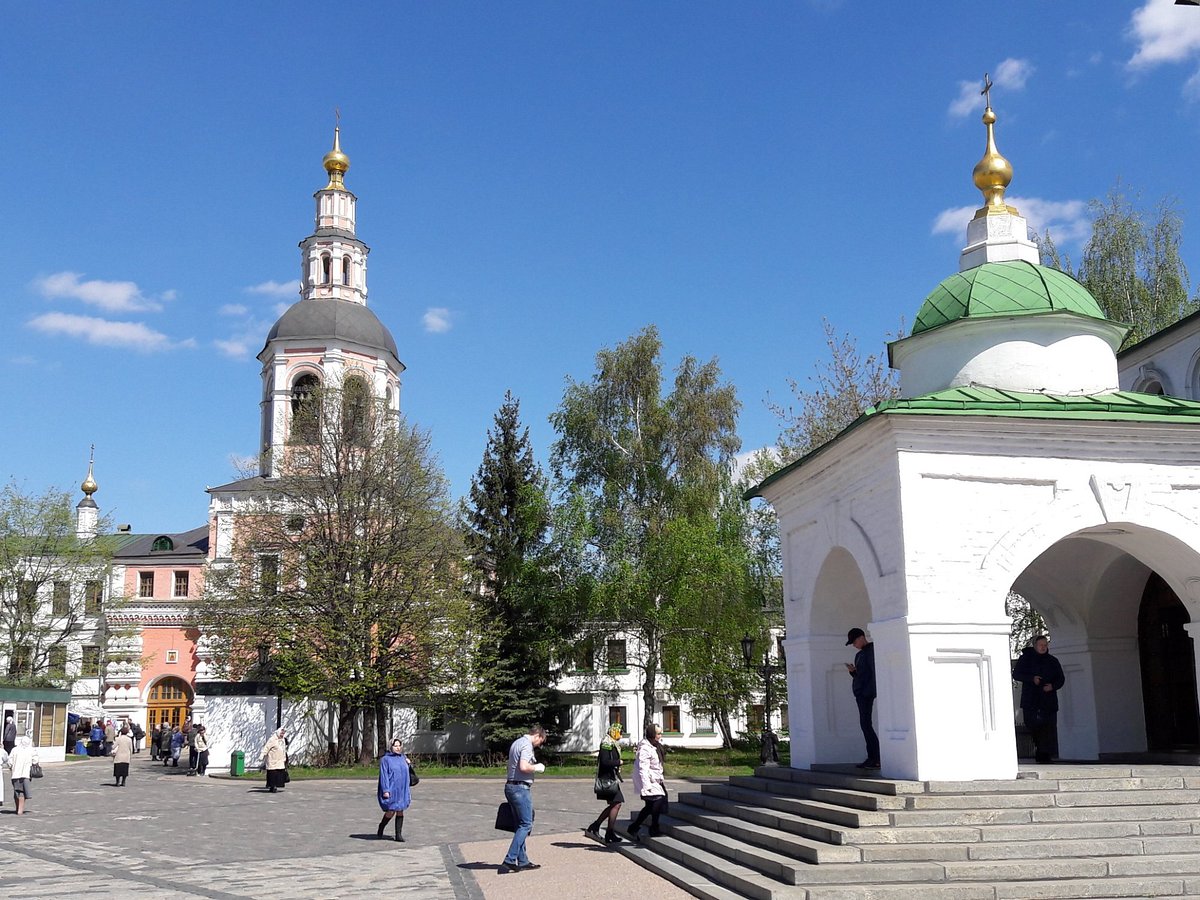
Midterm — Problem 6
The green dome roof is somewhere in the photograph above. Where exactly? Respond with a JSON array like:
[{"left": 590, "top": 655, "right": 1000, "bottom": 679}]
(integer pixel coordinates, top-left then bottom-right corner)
[{"left": 912, "top": 261, "right": 1107, "bottom": 335}]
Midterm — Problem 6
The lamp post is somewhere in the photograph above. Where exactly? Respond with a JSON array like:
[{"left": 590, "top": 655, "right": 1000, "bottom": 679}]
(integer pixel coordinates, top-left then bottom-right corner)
[
  {"left": 257, "top": 643, "right": 282, "bottom": 729},
  {"left": 741, "top": 632, "right": 785, "bottom": 765}
]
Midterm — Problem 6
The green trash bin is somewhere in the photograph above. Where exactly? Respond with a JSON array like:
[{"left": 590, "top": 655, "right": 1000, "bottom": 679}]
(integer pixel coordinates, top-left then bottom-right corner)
[{"left": 230, "top": 749, "right": 245, "bottom": 776}]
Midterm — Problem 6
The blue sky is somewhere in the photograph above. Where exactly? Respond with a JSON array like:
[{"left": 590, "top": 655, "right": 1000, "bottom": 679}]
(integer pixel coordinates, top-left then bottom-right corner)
[{"left": 4, "top": 1, "right": 1200, "bottom": 532}]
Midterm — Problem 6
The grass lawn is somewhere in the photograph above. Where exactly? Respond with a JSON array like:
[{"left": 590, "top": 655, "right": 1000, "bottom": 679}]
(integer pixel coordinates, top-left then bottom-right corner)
[{"left": 244, "top": 745, "right": 789, "bottom": 781}]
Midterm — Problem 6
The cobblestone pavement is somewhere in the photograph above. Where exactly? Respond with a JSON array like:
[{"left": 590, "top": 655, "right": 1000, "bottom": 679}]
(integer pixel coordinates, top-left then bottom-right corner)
[{"left": 0, "top": 755, "right": 689, "bottom": 899}]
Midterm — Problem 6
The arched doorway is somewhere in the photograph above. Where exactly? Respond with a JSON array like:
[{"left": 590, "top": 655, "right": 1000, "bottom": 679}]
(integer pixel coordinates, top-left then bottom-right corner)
[
  {"left": 146, "top": 677, "right": 193, "bottom": 729},
  {"left": 1138, "top": 573, "right": 1200, "bottom": 751}
]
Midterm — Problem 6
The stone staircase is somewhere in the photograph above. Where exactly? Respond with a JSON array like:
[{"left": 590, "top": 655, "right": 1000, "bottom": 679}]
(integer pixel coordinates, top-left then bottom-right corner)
[{"left": 614, "top": 764, "right": 1200, "bottom": 899}]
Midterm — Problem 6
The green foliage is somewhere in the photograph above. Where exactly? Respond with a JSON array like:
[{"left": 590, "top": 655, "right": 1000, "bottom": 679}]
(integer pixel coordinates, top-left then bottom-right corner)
[
  {"left": 1006, "top": 591, "right": 1047, "bottom": 659},
  {"left": 550, "top": 325, "right": 750, "bottom": 734},
  {"left": 463, "top": 392, "right": 564, "bottom": 751},
  {"left": 0, "top": 482, "right": 115, "bottom": 683},
  {"left": 768, "top": 318, "right": 901, "bottom": 463},
  {"left": 197, "top": 383, "right": 467, "bottom": 763},
  {"left": 1041, "top": 182, "right": 1197, "bottom": 350}
]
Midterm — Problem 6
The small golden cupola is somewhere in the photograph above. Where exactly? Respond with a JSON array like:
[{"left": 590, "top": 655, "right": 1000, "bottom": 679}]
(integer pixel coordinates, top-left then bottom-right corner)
[
  {"left": 322, "top": 125, "right": 350, "bottom": 190},
  {"left": 81, "top": 445, "right": 98, "bottom": 498},
  {"left": 972, "top": 74, "right": 1019, "bottom": 219}
]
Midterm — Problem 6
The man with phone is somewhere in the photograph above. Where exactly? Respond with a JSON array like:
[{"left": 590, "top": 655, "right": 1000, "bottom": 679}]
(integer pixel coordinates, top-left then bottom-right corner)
[{"left": 846, "top": 627, "right": 879, "bottom": 770}]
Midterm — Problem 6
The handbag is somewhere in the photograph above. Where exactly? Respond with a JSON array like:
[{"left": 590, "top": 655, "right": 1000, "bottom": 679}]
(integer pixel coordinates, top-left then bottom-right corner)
[
  {"left": 408, "top": 760, "right": 420, "bottom": 787},
  {"left": 30, "top": 762, "right": 43, "bottom": 779},
  {"left": 495, "top": 800, "right": 517, "bottom": 832},
  {"left": 494, "top": 799, "right": 535, "bottom": 832},
  {"left": 594, "top": 772, "right": 619, "bottom": 800}
]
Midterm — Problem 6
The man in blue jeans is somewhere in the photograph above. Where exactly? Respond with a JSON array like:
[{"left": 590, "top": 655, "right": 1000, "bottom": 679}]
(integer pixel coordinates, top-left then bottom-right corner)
[{"left": 500, "top": 724, "right": 547, "bottom": 873}]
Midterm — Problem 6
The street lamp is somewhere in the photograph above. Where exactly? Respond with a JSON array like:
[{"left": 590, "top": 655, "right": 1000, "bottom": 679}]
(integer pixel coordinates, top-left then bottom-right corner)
[
  {"left": 257, "top": 642, "right": 282, "bottom": 729},
  {"left": 741, "top": 632, "right": 785, "bottom": 765}
]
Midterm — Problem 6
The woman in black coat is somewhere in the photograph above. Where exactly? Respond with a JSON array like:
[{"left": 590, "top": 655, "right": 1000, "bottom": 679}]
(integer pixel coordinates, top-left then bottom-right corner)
[
  {"left": 1013, "top": 635, "right": 1066, "bottom": 763},
  {"left": 583, "top": 723, "right": 625, "bottom": 844}
]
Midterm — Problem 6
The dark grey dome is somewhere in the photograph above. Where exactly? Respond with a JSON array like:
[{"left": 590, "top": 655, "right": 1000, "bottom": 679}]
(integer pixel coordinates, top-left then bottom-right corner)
[{"left": 262, "top": 300, "right": 399, "bottom": 361}]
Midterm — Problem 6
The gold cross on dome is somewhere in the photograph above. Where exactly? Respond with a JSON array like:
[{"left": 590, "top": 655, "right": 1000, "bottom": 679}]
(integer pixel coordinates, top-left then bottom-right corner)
[{"left": 981, "top": 73, "right": 993, "bottom": 108}]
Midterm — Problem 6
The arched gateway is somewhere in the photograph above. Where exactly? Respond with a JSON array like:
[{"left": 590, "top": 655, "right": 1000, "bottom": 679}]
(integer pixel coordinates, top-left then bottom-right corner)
[{"left": 751, "top": 98, "right": 1200, "bottom": 781}]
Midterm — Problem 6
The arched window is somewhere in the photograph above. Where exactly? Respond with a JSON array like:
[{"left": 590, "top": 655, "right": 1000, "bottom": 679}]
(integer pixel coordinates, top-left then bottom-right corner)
[
  {"left": 342, "top": 255, "right": 352, "bottom": 286},
  {"left": 290, "top": 373, "right": 322, "bottom": 444},
  {"left": 321, "top": 255, "right": 331, "bottom": 285},
  {"left": 152, "top": 536, "right": 174, "bottom": 551}
]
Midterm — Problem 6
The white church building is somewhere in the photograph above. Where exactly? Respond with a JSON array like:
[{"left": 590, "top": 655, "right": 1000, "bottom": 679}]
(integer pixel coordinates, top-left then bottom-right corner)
[{"left": 752, "top": 98, "right": 1200, "bottom": 781}]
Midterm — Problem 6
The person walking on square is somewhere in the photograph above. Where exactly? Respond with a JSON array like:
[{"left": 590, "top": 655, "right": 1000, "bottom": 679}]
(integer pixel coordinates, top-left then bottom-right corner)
[
  {"left": 90, "top": 720, "right": 104, "bottom": 757},
  {"left": 846, "top": 627, "right": 880, "bottom": 770},
  {"left": 103, "top": 719, "right": 115, "bottom": 757},
  {"left": 194, "top": 725, "right": 210, "bottom": 776},
  {"left": 112, "top": 725, "right": 133, "bottom": 786},
  {"left": 3, "top": 714, "right": 15, "bottom": 754},
  {"left": 627, "top": 723, "right": 667, "bottom": 842},
  {"left": 261, "top": 727, "right": 288, "bottom": 793},
  {"left": 500, "top": 723, "right": 547, "bottom": 873},
  {"left": 376, "top": 737, "right": 412, "bottom": 843},
  {"left": 159, "top": 722, "right": 173, "bottom": 765},
  {"left": 149, "top": 723, "right": 160, "bottom": 761},
  {"left": 9, "top": 735, "right": 38, "bottom": 816},
  {"left": 584, "top": 723, "right": 625, "bottom": 844},
  {"left": 1013, "top": 634, "right": 1066, "bottom": 763},
  {"left": 130, "top": 721, "right": 144, "bottom": 754}
]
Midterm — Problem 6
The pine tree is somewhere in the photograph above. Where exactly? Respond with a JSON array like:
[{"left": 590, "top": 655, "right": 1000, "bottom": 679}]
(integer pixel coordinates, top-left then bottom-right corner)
[{"left": 464, "top": 392, "right": 559, "bottom": 752}]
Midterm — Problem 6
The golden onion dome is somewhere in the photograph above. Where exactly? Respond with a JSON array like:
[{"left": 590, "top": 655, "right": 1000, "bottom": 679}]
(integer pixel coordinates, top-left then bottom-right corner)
[
  {"left": 81, "top": 450, "right": 98, "bottom": 498},
  {"left": 972, "top": 104, "right": 1019, "bottom": 219},
  {"left": 322, "top": 126, "right": 350, "bottom": 190}
]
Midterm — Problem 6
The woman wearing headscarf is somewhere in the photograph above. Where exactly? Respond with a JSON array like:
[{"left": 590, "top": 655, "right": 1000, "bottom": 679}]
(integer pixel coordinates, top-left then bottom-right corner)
[
  {"left": 261, "top": 727, "right": 288, "bottom": 793},
  {"left": 584, "top": 723, "right": 625, "bottom": 844},
  {"left": 112, "top": 724, "right": 134, "bottom": 786},
  {"left": 627, "top": 723, "right": 667, "bottom": 842},
  {"left": 376, "top": 736, "right": 412, "bottom": 842},
  {"left": 9, "top": 735, "right": 38, "bottom": 815}
]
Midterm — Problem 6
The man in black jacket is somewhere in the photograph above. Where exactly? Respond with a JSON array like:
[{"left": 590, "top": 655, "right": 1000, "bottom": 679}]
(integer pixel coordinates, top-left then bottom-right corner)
[
  {"left": 1013, "top": 635, "right": 1066, "bottom": 763},
  {"left": 846, "top": 627, "right": 879, "bottom": 770}
]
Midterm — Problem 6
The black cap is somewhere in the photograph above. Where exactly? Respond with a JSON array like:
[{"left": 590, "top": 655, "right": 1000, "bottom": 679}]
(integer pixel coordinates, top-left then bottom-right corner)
[{"left": 845, "top": 628, "right": 865, "bottom": 646}]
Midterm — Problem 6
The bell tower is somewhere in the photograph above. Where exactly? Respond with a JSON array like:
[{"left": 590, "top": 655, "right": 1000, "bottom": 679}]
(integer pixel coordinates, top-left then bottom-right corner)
[
  {"left": 256, "top": 127, "right": 405, "bottom": 477},
  {"left": 298, "top": 126, "right": 370, "bottom": 304}
]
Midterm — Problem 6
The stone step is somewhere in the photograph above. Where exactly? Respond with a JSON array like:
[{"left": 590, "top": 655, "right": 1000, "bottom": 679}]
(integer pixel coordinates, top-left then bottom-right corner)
[
  {"left": 1031, "top": 805, "right": 1200, "bottom": 824},
  {"left": 678, "top": 791, "right": 864, "bottom": 845},
  {"left": 1051, "top": 776, "right": 1190, "bottom": 792},
  {"left": 668, "top": 803, "right": 862, "bottom": 864},
  {"left": 902, "top": 791, "right": 1058, "bottom": 810},
  {"left": 1050, "top": 788, "right": 1200, "bottom": 807},
  {"left": 620, "top": 829, "right": 788, "bottom": 900},
  {"left": 782, "top": 765, "right": 924, "bottom": 795},
  {"left": 681, "top": 790, "right": 985, "bottom": 847},
  {"left": 804, "top": 875, "right": 1190, "bottom": 899},
  {"left": 724, "top": 778, "right": 892, "bottom": 826},
  {"left": 613, "top": 839, "right": 752, "bottom": 900},
  {"left": 659, "top": 817, "right": 940, "bottom": 886},
  {"left": 750, "top": 768, "right": 908, "bottom": 811},
  {"left": 886, "top": 807, "right": 1035, "bottom": 828}
]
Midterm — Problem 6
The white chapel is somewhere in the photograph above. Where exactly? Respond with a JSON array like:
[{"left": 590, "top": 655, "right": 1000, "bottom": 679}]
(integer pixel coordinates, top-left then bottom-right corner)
[{"left": 752, "top": 97, "right": 1200, "bottom": 781}]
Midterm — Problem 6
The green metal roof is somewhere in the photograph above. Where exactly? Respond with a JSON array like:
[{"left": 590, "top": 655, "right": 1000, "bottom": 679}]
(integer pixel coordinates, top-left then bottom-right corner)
[
  {"left": 912, "top": 261, "right": 1108, "bottom": 335},
  {"left": 747, "top": 388, "right": 1200, "bottom": 499}
]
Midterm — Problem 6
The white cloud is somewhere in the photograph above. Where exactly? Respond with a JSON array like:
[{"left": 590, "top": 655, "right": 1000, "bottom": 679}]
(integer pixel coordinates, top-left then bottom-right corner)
[
  {"left": 219, "top": 303, "right": 249, "bottom": 317},
  {"left": 245, "top": 279, "right": 300, "bottom": 298},
  {"left": 931, "top": 196, "right": 1090, "bottom": 245},
  {"left": 1128, "top": 0, "right": 1200, "bottom": 69},
  {"left": 423, "top": 307, "right": 453, "bottom": 334},
  {"left": 948, "top": 58, "right": 1035, "bottom": 117},
  {"left": 733, "top": 447, "right": 780, "bottom": 483},
  {"left": 9, "top": 355, "right": 36, "bottom": 366},
  {"left": 28, "top": 312, "right": 187, "bottom": 352},
  {"left": 34, "top": 271, "right": 166, "bottom": 313}
]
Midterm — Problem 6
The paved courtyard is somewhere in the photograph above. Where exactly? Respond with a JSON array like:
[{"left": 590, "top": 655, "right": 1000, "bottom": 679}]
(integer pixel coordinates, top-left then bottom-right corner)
[{"left": 0, "top": 754, "right": 689, "bottom": 899}]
